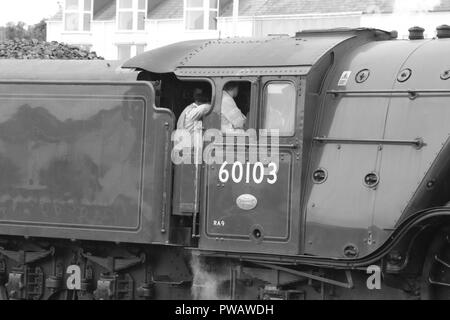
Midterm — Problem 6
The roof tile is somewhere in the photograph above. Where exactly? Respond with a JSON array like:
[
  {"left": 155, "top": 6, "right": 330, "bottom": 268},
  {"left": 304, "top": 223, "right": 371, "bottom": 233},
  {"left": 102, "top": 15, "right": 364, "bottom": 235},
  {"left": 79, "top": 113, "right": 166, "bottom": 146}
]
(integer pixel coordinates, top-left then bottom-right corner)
[
  {"left": 147, "top": 0, "right": 184, "bottom": 19},
  {"left": 95, "top": 0, "right": 117, "bottom": 20},
  {"left": 46, "top": 0, "right": 450, "bottom": 23}
]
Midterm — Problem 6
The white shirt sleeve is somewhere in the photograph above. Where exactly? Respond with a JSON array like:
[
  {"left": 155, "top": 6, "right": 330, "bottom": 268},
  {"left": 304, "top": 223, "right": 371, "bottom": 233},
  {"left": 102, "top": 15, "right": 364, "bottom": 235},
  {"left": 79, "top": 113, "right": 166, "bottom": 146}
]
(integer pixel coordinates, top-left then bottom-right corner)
[{"left": 221, "top": 93, "right": 246, "bottom": 130}]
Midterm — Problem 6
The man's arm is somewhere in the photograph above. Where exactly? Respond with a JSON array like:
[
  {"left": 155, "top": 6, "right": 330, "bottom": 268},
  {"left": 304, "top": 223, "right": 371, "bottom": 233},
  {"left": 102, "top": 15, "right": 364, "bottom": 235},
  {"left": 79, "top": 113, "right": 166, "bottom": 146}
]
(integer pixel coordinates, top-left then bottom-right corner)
[
  {"left": 188, "top": 103, "right": 212, "bottom": 122},
  {"left": 222, "top": 98, "right": 246, "bottom": 129},
  {"left": 223, "top": 106, "right": 247, "bottom": 129},
  {"left": 225, "top": 107, "right": 246, "bottom": 129}
]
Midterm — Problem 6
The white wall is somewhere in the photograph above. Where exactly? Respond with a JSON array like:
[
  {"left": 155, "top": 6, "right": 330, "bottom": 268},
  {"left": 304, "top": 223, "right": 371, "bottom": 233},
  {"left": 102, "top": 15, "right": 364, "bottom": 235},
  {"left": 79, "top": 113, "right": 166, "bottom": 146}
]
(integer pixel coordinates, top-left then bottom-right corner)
[
  {"left": 47, "top": 18, "right": 221, "bottom": 58},
  {"left": 253, "top": 14, "right": 361, "bottom": 37},
  {"left": 217, "top": 17, "right": 253, "bottom": 38},
  {"left": 47, "top": 10, "right": 450, "bottom": 60},
  {"left": 146, "top": 19, "right": 220, "bottom": 50},
  {"left": 46, "top": 21, "right": 64, "bottom": 43},
  {"left": 216, "top": 13, "right": 361, "bottom": 38}
]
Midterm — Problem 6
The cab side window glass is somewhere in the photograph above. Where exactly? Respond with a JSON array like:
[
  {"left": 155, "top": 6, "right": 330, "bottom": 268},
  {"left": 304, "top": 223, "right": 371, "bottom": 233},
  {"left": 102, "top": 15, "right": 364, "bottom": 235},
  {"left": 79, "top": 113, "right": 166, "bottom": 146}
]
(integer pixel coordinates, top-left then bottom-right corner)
[{"left": 263, "top": 82, "right": 296, "bottom": 136}]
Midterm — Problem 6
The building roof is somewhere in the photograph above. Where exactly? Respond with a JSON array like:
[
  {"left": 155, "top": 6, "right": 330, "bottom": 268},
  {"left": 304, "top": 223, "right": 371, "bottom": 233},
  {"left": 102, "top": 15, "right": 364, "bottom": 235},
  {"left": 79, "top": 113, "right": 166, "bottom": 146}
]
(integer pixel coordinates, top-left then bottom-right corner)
[
  {"left": 95, "top": 0, "right": 117, "bottom": 20},
  {"left": 221, "top": 0, "right": 450, "bottom": 16},
  {"left": 220, "top": 0, "right": 395, "bottom": 16},
  {"left": 46, "top": 0, "right": 450, "bottom": 22},
  {"left": 147, "top": 0, "right": 184, "bottom": 19}
]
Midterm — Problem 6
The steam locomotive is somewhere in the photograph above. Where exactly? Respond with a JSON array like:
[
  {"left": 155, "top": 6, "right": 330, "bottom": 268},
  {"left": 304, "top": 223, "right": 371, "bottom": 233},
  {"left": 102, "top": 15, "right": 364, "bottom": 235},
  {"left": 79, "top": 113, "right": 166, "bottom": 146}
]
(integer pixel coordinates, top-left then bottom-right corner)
[{"left": 0, "top": 27, "right": 449, "bottom": 300}]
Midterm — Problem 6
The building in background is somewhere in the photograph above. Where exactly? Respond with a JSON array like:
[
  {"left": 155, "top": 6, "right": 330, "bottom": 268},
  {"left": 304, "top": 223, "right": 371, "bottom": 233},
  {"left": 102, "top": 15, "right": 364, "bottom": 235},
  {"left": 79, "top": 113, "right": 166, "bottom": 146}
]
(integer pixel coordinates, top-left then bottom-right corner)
[{"left": 46, "top": 0, "right": 450, "bottom": 60}]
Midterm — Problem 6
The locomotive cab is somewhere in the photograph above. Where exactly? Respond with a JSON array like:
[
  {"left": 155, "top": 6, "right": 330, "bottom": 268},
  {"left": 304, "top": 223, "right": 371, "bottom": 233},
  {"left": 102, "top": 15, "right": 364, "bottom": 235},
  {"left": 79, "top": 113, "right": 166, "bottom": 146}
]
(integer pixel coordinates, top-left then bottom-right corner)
[
  {"left": 123, "top": 30, "right": 388, "bottom": 256},
  {"left": 131, "top": 65, "right": 304, "bottom": 254}
]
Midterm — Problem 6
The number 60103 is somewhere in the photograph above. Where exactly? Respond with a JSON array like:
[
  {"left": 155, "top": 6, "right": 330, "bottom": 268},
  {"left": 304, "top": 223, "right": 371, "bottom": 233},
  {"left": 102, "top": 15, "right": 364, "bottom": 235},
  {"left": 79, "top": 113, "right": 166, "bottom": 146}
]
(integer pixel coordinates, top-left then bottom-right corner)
[{"left": 218, "top": 161, "right": 278, "bottom": 185}]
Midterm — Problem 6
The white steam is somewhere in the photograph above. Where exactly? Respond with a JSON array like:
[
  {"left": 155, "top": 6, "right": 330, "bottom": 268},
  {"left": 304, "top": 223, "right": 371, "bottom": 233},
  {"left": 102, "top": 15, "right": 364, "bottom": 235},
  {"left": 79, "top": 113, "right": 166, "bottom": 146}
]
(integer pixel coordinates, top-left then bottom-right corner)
[
  {"left": 191, "top": 255, "right": 231, "bottom": 300},
  {"left": 393, "top": 0, "right": 441, "bottom": 14}
]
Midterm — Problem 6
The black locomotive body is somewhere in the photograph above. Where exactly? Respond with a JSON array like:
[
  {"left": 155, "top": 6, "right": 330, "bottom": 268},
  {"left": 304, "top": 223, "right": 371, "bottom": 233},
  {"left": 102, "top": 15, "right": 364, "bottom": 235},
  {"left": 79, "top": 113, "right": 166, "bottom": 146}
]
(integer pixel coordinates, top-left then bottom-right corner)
[{"left": 0, "top": 28, "right": 450, "bottom": 300}]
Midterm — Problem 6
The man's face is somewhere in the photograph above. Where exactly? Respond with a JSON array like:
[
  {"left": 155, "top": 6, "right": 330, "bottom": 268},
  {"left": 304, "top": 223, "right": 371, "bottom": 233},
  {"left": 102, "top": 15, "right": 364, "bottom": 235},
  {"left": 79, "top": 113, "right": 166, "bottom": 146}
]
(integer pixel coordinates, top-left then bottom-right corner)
[
  {"left": 232, "top": 87, "right": 239, "bottom": 98},
  {"left": 193, "top": 89, "right": 203, "bottom": 103}
]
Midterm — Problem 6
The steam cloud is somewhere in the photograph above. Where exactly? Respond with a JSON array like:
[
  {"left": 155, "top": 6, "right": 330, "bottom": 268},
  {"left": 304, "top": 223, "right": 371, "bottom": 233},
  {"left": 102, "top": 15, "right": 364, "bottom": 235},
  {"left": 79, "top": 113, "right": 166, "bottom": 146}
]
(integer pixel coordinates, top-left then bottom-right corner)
[
  {"left": 393, "top": 0, "right": 441, "bottom": 14},
  {"left": 191, "top": 255, "right": 231, "bottom": 300}
]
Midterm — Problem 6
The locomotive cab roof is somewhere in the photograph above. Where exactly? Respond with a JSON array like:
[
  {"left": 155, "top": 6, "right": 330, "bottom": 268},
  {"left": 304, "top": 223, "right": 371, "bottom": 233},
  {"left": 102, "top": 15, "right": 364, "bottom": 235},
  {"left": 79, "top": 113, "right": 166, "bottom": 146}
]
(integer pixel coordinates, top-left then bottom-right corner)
[{"left": 122, "top": 28, "right": 395, "bottom": 77}]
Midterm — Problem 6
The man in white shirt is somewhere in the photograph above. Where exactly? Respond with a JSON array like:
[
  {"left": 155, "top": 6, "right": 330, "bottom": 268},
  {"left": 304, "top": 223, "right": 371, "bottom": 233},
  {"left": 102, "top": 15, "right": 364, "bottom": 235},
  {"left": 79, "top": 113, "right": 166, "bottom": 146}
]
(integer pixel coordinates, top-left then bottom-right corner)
[
  {"left": 221, "top": 82, "right": 247, "bottom": 132},
  {"left": 177, "top": 88, "right": 212, "bottom": 134},
  {"left": 175, "top": 88, "right": 211, "bottom": 153}
]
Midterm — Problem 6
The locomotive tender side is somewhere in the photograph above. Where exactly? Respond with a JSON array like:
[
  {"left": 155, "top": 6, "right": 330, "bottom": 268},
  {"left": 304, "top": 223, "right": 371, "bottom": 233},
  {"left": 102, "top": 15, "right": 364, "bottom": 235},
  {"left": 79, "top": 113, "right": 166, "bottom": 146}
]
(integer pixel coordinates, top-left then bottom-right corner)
[{"left": 0, "top": 60, "right": 175, "bottom": 245}]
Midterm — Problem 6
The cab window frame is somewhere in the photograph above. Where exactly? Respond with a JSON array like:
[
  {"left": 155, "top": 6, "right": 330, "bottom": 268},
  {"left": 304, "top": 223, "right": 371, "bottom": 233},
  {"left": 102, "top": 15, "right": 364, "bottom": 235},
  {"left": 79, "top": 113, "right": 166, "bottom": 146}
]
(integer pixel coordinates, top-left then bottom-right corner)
[
  {"left": 260, "top": 80, "right": 297, "bottom": 138},
  {"left": 176, "top": 77, "right": 216, "bottom": 112},
  {"left": 216, "top": 78, "right": 258, "bottom": 135}
]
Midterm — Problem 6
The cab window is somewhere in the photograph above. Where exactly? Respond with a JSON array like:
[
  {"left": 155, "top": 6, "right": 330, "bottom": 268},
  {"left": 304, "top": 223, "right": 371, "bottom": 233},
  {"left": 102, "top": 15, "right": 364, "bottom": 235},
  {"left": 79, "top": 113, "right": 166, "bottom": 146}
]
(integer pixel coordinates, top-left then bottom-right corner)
[
  {"left": 262, "top": 82, "right": 296, "bottom": 136},
  {"left": 220, "top": 81, "right": 251, "bottom": 133}
]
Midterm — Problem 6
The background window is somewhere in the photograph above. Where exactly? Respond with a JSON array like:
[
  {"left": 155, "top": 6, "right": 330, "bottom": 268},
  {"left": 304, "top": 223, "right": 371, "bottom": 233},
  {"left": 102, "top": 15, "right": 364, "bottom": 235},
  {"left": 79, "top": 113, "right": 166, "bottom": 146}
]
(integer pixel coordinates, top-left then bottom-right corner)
[
  {"left": 66, "top": 0, "right": 78, "bottom": 10},
  {"left": 117, "top": 44, "right": 132, "bottom": 60},
  {"left": 137, "top": 12, "right": 146, "bottom": 30},
  {"left": 263, "top": 82, "right": 296, "bottom": 136},
  {"left": 186, "top": 11, "right": 204, "bottom": 30},
  {"left": 188, "top": 0, "right": 203, "bottom": 6},
  {"left": 64, "top": 0, "right": 92, "bottom": 32},
  {"left": 117, "top": 0, "right": 147, "bottom": 31},
  {"left": 136, "top": 44, "right": 146, "bottom": 55},
  {"left": 119, "top": 0, "right": 133, "bottom": 8},
  {"left": 117, "top": 44, "right": 146, "bottom": 60},
  {"left": 65, "top": 13, "right": 79, "bottom": 31},
  {"left": 83, "top": 13, "right": 91, "bottom": 31},
  {"left": 84, "top": 0, "right": 91, "bottom": 11},
  {"left": 185, "top": 0, "right": 218, "bottom": 31},
  {"left": 118, "top": 12, "right": 133, "bottom": 30}
]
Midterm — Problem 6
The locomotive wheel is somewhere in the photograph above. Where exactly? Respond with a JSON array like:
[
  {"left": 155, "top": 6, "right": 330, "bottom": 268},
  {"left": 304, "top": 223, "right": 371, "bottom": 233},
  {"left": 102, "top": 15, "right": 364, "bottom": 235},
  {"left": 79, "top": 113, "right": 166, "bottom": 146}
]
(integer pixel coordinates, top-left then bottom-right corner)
[{"left": 421, "top": 228, "right": 450, "bottom": 299}]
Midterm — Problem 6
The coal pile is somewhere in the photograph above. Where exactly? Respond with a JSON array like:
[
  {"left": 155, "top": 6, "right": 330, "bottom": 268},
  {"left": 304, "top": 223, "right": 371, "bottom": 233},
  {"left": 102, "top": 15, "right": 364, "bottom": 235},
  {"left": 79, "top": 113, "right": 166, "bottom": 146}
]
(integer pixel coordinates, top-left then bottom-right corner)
[{"left": 0, "top": 38, "right": 103, "bottom": 60}]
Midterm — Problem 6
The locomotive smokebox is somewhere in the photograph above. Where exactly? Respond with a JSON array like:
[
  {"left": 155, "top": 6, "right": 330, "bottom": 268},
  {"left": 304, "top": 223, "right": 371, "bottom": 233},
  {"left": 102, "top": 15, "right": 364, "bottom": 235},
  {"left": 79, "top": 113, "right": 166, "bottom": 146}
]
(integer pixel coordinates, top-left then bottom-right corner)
[
  {"left": 436, "top": 24, "right": 450, "bottom": 38},
  {"left": 408, "top": 26, "right": 425, "bottom": 40}
]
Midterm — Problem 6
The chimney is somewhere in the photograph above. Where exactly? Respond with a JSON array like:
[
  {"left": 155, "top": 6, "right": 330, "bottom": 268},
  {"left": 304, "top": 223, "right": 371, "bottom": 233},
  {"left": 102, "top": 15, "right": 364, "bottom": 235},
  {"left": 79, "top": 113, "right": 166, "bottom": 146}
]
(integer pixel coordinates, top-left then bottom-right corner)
[
  {"left": 437, "top": 25, "right": 450, "bottom": 39},
  {"left": 408, "top": 26, "right": 425, "bottom": 40}
]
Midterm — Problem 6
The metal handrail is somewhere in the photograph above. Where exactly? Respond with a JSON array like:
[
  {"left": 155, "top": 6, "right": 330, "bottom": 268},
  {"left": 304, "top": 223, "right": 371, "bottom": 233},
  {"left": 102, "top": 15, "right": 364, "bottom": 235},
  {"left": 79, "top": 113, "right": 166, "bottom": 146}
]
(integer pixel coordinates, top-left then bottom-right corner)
[
  {"left": 313, "top": 137, "right": 425, "bottom": 149},
  {"left": 327, "top": 89, "right": 450, "bottom": 99},
  {"left": 214, "top": 143, "right": 299, "bottom": 149},
  {"left": 192, "top": 123, "right": 203, "bottom": 239}
]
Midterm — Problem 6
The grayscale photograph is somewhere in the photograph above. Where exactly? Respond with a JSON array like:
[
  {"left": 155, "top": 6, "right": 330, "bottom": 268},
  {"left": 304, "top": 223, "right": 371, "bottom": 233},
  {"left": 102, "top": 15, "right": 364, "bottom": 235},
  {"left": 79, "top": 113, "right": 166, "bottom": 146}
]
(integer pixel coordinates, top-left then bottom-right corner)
[{"left": 0, "top": 0, "right": 449, "bottom": 311}]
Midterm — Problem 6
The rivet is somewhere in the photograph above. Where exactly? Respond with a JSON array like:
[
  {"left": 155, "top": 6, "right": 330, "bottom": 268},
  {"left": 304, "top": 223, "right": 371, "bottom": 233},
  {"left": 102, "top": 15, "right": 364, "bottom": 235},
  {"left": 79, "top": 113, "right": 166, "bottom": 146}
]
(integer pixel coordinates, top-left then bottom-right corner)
[
  {"left": 441, "top": 70, "right": 450, "bottom": 80},
  {"left": 397, "top": 68, "right": 412, "bottom": 82}
]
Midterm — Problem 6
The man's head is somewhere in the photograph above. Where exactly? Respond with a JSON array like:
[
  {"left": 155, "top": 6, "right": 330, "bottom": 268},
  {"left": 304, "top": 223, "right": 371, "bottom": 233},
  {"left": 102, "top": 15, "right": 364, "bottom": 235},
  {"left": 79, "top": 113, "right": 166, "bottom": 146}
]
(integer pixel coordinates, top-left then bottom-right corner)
[
  {"left": 193, "top": 88, "right": 210, "bottom": 105},
  {"left": 223, "top": 82, "right": 239, "bottom": 98}
]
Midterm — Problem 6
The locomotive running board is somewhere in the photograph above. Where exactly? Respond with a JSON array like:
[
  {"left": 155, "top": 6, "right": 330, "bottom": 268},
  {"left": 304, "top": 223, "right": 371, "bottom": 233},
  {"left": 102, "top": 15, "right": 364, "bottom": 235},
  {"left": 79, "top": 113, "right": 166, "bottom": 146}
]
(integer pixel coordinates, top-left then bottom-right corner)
[
  {"left": 191, "top": 206, "right": 450, "bottom": 269},
  {"left": 252, "top": 262, "right": 354, "bottom": 289}
]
